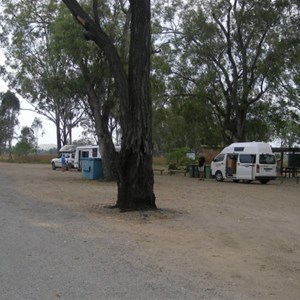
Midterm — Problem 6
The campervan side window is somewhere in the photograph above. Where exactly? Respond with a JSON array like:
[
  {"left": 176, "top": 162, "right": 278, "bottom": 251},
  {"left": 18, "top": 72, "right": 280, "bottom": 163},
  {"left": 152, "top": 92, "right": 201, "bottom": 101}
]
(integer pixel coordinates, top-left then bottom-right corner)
[
  {"left": 239, "top": 154, "right": 255, "bottom": 163},
  {"left": 214, "top": 154, "right": 225, "bottom": 162},
  {"left": 259, "top": 154, "right": 275, "bottom": 164},
  {"left": 82, "top": 151, "right": 89, "bottom": 158}
]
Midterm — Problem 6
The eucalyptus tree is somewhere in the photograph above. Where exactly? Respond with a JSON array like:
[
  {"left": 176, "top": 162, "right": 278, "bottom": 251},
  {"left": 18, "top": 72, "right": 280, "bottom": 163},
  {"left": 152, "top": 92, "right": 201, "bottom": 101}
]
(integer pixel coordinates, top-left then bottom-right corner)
[
  {"left": 14, "top": 126, "right": 36, "bottom": 157},
  {"left": 0, "top": 0, "right": 86, "bottom": 150},
  {"left": 50, "top": 2, "right": 124, "bottom": 180},
  {"left": 268, "top": 0, "right": 300, "bottom": 146},
  {"left": 156, "top": 0, "right": 297, "bottom": 145},
  {"left": 62, "top": 0, "right": 156, "bottom": 211},
  {"left": 0, "top": 91, "right": 20, "bottom": 158},
  {"left": 151, "top": 0, "right": 225, "bottom": 151},
  {"left": 31, "top": 117, "right": 45, "bottom": 148},
  {"left": 271, "top": 104, "right": 300, "bottom": 147}
]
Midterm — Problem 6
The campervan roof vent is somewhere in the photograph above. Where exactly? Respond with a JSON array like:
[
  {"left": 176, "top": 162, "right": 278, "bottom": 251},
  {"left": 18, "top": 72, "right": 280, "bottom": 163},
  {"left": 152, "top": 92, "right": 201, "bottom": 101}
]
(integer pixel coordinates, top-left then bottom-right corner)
[{"left": 234, "top": 147, "right": 244, "bottom": 152}]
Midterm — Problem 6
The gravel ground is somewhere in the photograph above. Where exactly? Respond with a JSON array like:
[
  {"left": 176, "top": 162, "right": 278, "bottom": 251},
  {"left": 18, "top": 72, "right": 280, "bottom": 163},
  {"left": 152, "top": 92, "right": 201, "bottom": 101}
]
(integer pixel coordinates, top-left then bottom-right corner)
[{"left": 0, "top": 162, "right": 299, "bottom": 300}]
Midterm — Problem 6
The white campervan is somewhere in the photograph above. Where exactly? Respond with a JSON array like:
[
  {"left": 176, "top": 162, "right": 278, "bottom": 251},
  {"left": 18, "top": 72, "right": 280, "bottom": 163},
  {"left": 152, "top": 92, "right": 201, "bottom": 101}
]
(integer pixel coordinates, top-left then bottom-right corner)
[
  {"left": 211, "top": 142, "right": 277, "bottom": 184},
  {"left": 74, "top": 145, "right": 101, "bottom": 170}
]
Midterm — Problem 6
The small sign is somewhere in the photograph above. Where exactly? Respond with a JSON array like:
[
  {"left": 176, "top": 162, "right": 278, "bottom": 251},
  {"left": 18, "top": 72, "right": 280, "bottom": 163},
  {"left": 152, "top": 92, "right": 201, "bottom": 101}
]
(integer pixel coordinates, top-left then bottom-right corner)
[{"left": 186, "top": 152, "right": 196, "bottom": 160}]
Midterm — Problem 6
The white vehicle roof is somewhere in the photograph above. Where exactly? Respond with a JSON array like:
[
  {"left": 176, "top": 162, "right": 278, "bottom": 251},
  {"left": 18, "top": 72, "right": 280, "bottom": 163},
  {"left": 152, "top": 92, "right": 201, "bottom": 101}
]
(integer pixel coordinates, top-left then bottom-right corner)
[
  {"left": 75, "top": 144, "right": 121, "bottom": 151},
  {"left": 76, "top": 145, "right": 99, "bottom": 150},
  {"left": 221, "top": 142, "right": 273, "bottom": 154},
  {"left": 59, "top": 144, "right": 77, "bottom": 153}
]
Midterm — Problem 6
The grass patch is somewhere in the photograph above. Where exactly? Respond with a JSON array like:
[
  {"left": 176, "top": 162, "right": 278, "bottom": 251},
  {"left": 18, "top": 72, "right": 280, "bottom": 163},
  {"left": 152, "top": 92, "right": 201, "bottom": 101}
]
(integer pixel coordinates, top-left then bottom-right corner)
[{"left": 0, "top": 154, "right": 54, "bottom": 164}]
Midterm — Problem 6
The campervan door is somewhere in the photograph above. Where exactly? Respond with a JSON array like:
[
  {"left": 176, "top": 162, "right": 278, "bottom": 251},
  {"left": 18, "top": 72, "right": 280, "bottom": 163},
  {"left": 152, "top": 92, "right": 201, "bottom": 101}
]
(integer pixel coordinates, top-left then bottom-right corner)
[
  {"left": 213, "top": 152, "right": 256, "bottom": 181},
  {"left": 232, "top": 153, "right": 256, "bottom": 180}
]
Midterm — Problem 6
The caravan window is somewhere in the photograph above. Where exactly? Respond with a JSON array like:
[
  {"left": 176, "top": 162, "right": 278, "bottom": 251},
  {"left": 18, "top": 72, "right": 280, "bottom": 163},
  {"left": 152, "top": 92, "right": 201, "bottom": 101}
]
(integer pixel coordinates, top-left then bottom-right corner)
[
  {"left": 259, "top": 154, "right": 275, "bottom": 164},
  {"left": 239, "top": 154, "right": 256, "bottom": 163},
  {"left": 82, "top": 151, "right": 89, "bottom": 158},
  {"left": 92, "top": 148, "right": 98, "bottom": 157}
]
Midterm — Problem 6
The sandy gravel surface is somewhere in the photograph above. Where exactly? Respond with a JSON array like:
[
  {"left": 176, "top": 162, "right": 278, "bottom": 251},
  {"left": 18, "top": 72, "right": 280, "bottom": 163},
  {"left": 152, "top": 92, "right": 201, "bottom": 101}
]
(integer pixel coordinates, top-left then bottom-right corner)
[{"left": 1, "top": 162, "right": 300, "bottom": 299}]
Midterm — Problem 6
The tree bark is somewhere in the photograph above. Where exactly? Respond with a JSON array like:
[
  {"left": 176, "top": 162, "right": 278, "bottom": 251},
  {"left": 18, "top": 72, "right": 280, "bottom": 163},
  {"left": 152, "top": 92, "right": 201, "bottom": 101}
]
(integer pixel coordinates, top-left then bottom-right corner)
[{"left": 115, "top": 0, "right": 156, "bottom": 210}]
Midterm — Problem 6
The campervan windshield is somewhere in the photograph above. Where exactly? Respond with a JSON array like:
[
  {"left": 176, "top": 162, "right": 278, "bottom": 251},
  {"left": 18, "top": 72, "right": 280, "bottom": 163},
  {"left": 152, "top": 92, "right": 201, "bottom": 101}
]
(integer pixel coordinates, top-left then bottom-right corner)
[{"left": 213, "top": 154, "right": 225, "bottom": 162}]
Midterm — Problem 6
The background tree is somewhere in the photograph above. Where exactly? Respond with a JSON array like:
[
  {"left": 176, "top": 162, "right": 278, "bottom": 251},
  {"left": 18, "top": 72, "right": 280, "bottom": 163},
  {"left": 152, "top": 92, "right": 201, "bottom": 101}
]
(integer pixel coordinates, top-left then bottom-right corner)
[
  {"left": 49, "top": 2, "right": 126, "bottom": 180},
  {"left": 273, "top": 1, "right": 300, "bottom": 146},
  {"left": 31, "top": 117, "right": 45, "bottom": 148},
  {"left": 151, "top": 0, "right": 223, "bottom": 151},
  {"left": 153, "top": 0, "right": 298, "bottom": 146},
  {"left": 0, "top": 0, "right": 86, "bottom": 150},
  {"left": 0, "top": 91, "right": 20, "bottom": 159},
  {"left": 63, "top": 0, "right": 156, "bottom": 211},
  {"left": 14, "top": 126, "right": 36, "bottom": 157}
]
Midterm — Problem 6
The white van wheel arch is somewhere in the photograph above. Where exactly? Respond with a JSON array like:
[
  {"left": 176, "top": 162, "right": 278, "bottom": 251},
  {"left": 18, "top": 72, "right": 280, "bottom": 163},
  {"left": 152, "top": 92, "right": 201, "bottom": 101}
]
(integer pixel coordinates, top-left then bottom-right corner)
[{"left": 215, "top": 171, "right": 224, "bottom": 182}]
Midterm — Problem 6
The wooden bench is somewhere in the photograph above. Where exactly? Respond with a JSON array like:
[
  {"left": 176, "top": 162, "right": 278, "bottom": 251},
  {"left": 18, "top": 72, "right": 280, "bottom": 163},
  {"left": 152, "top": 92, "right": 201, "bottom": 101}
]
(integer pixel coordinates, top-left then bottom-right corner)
[
  {"left": 282, "top": 167, "right": 300, "bottom": 177},
  {"left": 153, "top": 168, "right": 164, "bottom": 175},
  {"left": 168, "top": 169, "right": 188, "bottom": 176}
]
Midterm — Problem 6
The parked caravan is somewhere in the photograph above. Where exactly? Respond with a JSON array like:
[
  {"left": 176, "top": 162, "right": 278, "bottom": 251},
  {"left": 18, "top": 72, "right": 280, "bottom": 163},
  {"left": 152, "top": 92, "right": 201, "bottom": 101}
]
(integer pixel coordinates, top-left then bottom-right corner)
[
  {"left": 74, "top": 145, "right": 101, "bottom": 170},
  {"left": 211, "top": 142, "right": 277, "bottom": 184},
  {"left": 74, "top": 144, "right": 121, "bottom": 170}
]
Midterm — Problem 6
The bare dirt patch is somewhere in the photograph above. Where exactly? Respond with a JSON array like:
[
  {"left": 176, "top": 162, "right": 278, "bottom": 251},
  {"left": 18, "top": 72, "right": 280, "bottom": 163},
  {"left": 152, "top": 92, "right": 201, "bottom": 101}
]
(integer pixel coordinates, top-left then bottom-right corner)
[{"left": 2, "top": 162, "right": 300, "bottom": 299}]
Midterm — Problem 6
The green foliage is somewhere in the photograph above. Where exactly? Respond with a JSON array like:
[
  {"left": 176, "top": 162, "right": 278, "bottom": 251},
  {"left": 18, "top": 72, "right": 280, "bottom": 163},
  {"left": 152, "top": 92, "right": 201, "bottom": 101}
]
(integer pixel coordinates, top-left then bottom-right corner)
[
  {"left": 154, "top": 0, "right": 299, "bottom": 146},
  {"left": 165, "top": 147, "right": 194, "bottom": 166},
  {"left": 14, "top": 126, "right": 37, "bottom": 157},
  {"left": 14, "top": 140, "right": 35, "bottom": 157},
  {"left": 73, "top": 136, "right": 95, "bottom": 146},
  {"left": 269, "top": 101, "right": 300, "bottom": 147},
  {"left": 0, "top": 91, "right": 20, "bottom": 156},
  {"left": 0, "top": 0, "right": 87, "bottom": 149}
]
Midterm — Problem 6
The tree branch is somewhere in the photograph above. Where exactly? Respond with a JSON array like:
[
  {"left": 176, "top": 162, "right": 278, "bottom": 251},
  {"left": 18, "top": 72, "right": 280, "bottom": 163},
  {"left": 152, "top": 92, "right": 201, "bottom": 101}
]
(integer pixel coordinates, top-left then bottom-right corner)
[{"left": 62, "top": 0, "right": 128, "bottom": 107}]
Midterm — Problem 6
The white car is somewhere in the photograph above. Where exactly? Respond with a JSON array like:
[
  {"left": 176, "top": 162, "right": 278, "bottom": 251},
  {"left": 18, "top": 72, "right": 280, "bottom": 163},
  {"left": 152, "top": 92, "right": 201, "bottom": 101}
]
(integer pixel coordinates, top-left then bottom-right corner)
[{"left": 51, "top": 153, "right": 75, "bottom": 170}]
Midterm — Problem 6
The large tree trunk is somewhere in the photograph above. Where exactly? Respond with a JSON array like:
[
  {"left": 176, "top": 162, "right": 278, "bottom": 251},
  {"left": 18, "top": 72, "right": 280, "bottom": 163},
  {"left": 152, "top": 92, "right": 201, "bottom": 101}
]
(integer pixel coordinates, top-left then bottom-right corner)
[
  {"left": 115, "top": 0, "right": 155, "bottom": 210},
  {"left": 63, "top": 0, "right": 156, "bottom": 211},
  {"left": 236, "top": 111, "right": 247, "bottom": 142}
]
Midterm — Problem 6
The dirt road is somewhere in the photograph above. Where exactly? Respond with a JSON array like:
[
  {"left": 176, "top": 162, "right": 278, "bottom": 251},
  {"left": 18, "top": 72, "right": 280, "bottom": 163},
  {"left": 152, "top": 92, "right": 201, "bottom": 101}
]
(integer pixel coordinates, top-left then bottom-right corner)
[{"left": 0, "top": 162, "right": 299, "bottom": 299}]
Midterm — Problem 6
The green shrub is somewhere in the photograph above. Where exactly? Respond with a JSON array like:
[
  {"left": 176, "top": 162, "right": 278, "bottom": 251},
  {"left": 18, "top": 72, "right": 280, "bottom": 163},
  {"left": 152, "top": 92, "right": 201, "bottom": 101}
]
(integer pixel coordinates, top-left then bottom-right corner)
[{"left": 166, "top": 147, "right": 194, "bottom": 167}]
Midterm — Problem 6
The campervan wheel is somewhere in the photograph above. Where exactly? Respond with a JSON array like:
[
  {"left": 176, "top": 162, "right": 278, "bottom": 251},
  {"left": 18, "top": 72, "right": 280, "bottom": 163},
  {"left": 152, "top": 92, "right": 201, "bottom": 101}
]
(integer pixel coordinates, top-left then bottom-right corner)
[{"left": 215, "top": 171, "right": 224, "bottom": 182}]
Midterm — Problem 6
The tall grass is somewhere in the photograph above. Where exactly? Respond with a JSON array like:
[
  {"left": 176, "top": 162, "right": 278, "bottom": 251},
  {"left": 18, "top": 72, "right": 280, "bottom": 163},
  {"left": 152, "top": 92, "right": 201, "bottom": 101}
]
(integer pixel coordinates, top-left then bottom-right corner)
[{"left": 0, "top": 154, "right": 54, "bottom": 164}]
